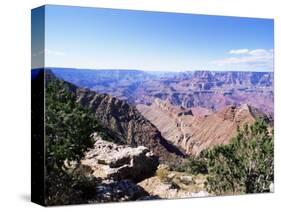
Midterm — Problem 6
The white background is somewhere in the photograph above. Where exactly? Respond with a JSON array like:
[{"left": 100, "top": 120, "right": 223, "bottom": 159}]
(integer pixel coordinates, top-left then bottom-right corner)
[{"left": 0, "top": 0, "right": 280, "bottom": 211}]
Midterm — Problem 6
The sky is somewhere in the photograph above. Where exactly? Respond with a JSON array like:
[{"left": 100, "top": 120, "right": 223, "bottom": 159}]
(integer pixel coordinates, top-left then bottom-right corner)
[{"left": 32, "top": 5, "right": 274, "bottom": 72}]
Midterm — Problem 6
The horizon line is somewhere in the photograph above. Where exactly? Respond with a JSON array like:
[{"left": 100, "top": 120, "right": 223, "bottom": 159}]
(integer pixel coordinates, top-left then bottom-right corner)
[{"left": 31, "top": 66, "right": 274, "bottom": 73}]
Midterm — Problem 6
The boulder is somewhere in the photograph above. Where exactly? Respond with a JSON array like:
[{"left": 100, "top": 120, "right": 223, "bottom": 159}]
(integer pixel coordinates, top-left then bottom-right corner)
[
  {"left": 81, "top": 135, "right": 159, "bottom": 182},
  {"left": 179, "top": 175, "right": 194, "bottom": 185}
]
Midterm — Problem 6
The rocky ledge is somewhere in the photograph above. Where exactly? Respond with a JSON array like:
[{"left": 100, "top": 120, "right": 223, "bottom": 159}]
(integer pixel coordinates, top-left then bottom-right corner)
[
  {"left": 66, "top": 134, "right": 208, "bottom": 202},
  {"left": 138, "top": 165, "right": 209, "bottom": 199},
  {"left": 92, "top": 179, "right": 157, "bottom": 202},
  {"left": 81, "top": 134, "right": 159, "bottom": 182},
  {"left": 138, "top": 176, "right": 209, "bottom": 199}
]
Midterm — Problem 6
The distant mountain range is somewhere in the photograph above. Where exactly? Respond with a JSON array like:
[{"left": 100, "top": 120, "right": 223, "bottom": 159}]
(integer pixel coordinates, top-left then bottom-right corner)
[{"left": 49, "top": 68, "right": 274, "bottom": 116}]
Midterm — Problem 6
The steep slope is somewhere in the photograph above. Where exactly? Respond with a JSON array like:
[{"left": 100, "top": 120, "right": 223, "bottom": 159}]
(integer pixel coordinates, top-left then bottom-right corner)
[
  {"left": 46, "top": 70, "right": 184, "bottom": 162},
  {"left": 75, "top": 89, "right": 185, "bottom": 161},
  {"left": 137, "top": 99, "right": 270, "bottom": 156}
]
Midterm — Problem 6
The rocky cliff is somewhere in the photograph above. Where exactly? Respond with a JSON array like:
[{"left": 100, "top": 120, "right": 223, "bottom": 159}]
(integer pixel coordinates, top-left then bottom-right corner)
[
  {"left": 46, "top": 70, "right": 184, "bottom": 162},
  {"left": 75, "top": 88, "right": 185, "bottom": 161},
  {"left": 137, "top": 99, "right": 271, "bottom": 155}
]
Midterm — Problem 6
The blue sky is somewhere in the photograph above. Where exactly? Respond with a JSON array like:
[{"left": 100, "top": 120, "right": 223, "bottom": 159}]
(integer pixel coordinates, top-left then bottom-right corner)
[{"left": 32, "top": 5, "right": 274, "bottom": 71}]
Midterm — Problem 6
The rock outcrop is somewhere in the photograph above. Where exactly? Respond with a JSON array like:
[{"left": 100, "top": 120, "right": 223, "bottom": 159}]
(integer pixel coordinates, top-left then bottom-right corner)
[
  {"left": 65, "top": 134, "right": 161, "bottom": 202},
  {"left": 81, "top": 134, "right": 159, "bottom": 182},
  {"left": 138, "top": 176, "right": 209, "bottom": 199}
]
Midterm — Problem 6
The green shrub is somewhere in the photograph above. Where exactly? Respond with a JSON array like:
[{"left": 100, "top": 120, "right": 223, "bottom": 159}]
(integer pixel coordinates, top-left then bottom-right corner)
[
  {"left": 45, "top": 75, "right": 103, "bottom": 205},
  {"left": 46, "top": 168, "right": 97, "bottom": 205},
  {"left": 156, "top": 167, "right": 170, "bottom": 182},
  {"left": 170, "top": 154, "right": 208, "bottom": 175},
  {"left": 204, "top": 119, "right": 274, "bottom": 195}
]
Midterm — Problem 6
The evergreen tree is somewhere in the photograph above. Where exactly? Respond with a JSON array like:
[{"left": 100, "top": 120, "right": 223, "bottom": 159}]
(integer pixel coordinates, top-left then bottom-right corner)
[
  {"left": 45, "top": 78, "right": 97, "bottom": 168},
  {"left": 45, "top": 76, "right": 101, "bottom": 205},
  {"left": 205, "top": 119, "right": 274, "bottom": 194}
]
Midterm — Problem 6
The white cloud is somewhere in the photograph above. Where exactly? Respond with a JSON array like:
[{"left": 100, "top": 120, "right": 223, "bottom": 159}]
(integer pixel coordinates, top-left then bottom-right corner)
[
  {"left": 248, "top": 49, "right": 273, "bottom": 56},
  {"left": 229, "top": 49, "right": 249, "bottom": 54},
  {"left": 212, "top": 48, "right": 274, "bottom": 71}
]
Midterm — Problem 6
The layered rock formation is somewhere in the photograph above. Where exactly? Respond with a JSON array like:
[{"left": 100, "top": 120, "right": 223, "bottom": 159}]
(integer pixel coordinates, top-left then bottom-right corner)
[
  {"left": 79, "top": 135, "right": 161, "bottom": 202},
  {"left": 46, "top": 70, "right": 184, "bottom": 161},
  {"left": 52, "top": 68, "right": 154, "bottom": 102},
  {"left": 53, "top": 68, "right": 274, "bottom": 116},
  {"left": 75, "top": 87, "right": 185, "bottom": 161},
  {"left": 63, "top": 133, "right": 161, "bottom": 202},
  {"left": 139, "top": 71, "right": 274, "bottom": 116},
  {"left": 137, "top": 99, "right": 270, "bottom": 155},
  {"left": 81, "top": 134, "right": 159, "bottom": 182}
]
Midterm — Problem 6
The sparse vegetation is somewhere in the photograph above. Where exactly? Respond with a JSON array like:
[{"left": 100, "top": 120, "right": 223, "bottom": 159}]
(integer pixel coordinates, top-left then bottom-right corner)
[
  {"left": 171, "top": 156, "right": 208, "bottom": 175},
  {"left": 154, "top": 165, "right": 207, "bottom": 194},
  {"left": 156, "top": 166, "right": 170, "bottom": 183},
  {"left": 170, "top": 119, "right": 273, "bottom": 195},
  {"left": 204, "top": 119, "right": 274, "bottom": 194},
  {"left": 45, "top": 74, "right": 103, "bottom": 205}
]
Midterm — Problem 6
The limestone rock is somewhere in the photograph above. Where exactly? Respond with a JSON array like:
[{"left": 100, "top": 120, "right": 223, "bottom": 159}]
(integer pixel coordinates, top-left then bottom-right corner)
[
  {"left": 81, "top": 136, "right": 159, "bottom": 182},
  {"left": 179, "top": 175, "right": 194, "bottom": 185},
  {"left": 138, "top": 176, "right": 209, "bottom": 199}
]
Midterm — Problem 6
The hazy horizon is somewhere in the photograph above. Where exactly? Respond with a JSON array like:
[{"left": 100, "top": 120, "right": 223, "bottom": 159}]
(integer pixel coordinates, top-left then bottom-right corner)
[{"left": 32, "top": 66, "right": 274, "bottom": 74}]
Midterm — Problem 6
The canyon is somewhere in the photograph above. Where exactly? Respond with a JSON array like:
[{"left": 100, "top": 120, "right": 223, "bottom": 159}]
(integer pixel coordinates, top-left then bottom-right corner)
[
  {"left": 41, "top": 68, "right": 274, "bottom": 203},
  {"left": 137, "top": 98, "right": 271, "bottom": 155},
  {"left": 53, "top": 68, "right": 274, "bottom": 116},
  {"left": 52, "top": 68, "right": 273, "bottom": 156}
]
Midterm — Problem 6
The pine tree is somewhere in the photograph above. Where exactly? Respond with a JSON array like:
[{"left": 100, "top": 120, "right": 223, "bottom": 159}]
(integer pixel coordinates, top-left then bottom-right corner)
[
  {"left": 205, "top": 119, "right": 274, "bottom": 194},
  {"left": 45, "top": 76, "right": 101, "bottom": 205}
]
